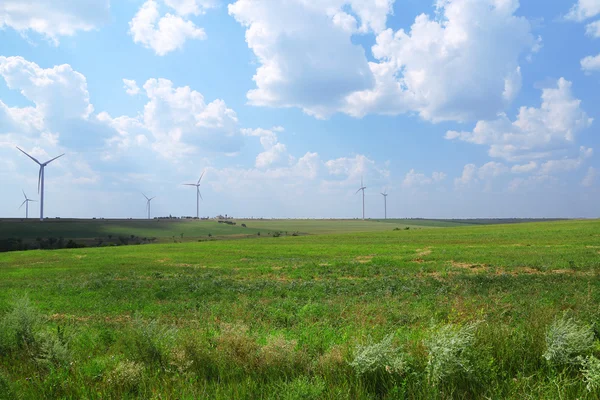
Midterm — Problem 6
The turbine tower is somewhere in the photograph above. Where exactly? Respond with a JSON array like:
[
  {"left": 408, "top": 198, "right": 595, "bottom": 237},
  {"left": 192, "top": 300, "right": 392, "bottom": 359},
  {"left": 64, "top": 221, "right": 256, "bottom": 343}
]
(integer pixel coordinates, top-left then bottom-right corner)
[
  {"left": 19, "top": 190, "right": 37, "bottom": 219},
  {"left": 183, "top": 171, "right": 205, "bottom": 219},
  {"left": 16, "top": 147, "right": 64, "bottom": 221},
  {"left": 355, "top": 177, "right": 367, "bottom": 220},
  {"left": 142, "top": 193, "right": 155, "bottom": 220},
  {"left": 381, "top": 190, "right": 388, "bottom": 220}
]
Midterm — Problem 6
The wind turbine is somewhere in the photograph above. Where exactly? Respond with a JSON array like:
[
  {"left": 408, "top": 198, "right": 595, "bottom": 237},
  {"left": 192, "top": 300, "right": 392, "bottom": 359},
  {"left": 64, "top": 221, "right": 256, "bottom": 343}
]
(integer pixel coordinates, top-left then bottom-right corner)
[
  {"left": 142, "top": 193, "right": 155, "bottom": 220},
  {"left": 19, "top": 190, "right": 37, "bottom": 219},
  {"left": 16, "top": 147, "right": 64, "bottom": 221},
  {"left": 355, "top": 177, "right": 367, "bottom": 220},
  {"left": 381, "top": 190, "right": 388, "bottom": 220},
  {"left": 183, "top": 171, "right": 205, "bottom": 219}
]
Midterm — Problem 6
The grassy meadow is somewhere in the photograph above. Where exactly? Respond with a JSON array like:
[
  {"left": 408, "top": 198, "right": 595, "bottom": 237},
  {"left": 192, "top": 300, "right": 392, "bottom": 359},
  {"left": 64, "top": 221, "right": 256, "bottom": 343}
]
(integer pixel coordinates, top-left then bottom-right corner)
[{"left": 1, "top": 219, "right": 600, "bottom": 398}]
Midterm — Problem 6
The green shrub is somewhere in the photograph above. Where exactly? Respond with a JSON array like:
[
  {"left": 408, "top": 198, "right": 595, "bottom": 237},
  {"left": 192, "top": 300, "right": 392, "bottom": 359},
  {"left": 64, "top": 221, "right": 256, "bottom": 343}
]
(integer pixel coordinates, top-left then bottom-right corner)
[
  {"left": 276, "top": 376, "right": 325, "bottom": 400},
  {"left": 36, "top": 329, "right": 72, "bottom": 368},
  {"left": 580, "top": 355, "right": 600, "bottom": 392},
  {"left": 425, "top": 322, "right": 479, "bottom": 385},
  {"left": 543, "top": 314, "right": 594, "bottom": 366},
  {"left": 259, "top": 334, "right": 304, "bottom": 374},
  {"left": 0, "top": 372, "right": 13, "bottom": 400},
  {"left": 128, "top": 319, "right": 176, "bottom": 368},
  {"left": 349, "top": 334, "right": 407, "bottom": 376},
  {"left": 107, "top": 359, "right": 144, "bottom": 392},
  {"left": 0, "top": 296, "right": 42, "bottom": 352}
]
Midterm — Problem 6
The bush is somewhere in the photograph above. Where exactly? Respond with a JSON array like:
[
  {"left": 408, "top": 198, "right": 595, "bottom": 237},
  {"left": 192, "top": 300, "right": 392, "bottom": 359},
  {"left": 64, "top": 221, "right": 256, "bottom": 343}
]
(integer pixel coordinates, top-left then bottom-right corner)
[
  {"left": 349, "top": 334, "right": 407, "bottom": 376},
  {"left": 581, "top": 355, "right": 600, "bottom": 392},
  {"left": 259, "top": 334, "right": 303, "bottom": 374},
  {"left": 0, "top": 296, "right": 42, "bottom": 352},
  {"left": 107, "top": 359, "right": 144, "bottom": 392},
  {"left": 0, "top": 372, "right": 13, "bottom": 400},
  {"left": 425, "top": 322, "right": 479, "bottom": 385},
  {"left": 128, "top": 319, "right": 177, "bottom": 368},
  {"left": 215, "top": 322, "right": 259, "bottom": 369},
  {"left": 543, "top": 314, "right": 594, "bottom": 366},
  {"left": 36, "top": 327, "right": 72, "bottom": 368}
]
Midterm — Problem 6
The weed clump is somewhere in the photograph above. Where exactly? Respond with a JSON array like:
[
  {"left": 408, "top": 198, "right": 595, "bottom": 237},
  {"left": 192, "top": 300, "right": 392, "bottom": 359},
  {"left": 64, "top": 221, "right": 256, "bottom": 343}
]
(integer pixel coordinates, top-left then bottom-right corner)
[
  {"left": 0, "top": 296, "right": 42, "bottom": 352},
  {"left": 216, "top": 322, "right": 259, "bottom": 369},
  {"left": 107, "top": 359, "right": 144, "bottom": 392},
  {"left": 543, "top": 314, "right": 594, "bottom": 366},
  {"left": 36, "top": 327, "right": 72, "bottom": 368},
  {"left": 425, "top": 322, "right": 479, "bottom": 385},
  {"left": 259, "top": 334, "right": 304, "bottom": 374},
  {"left": 349, "top": 334, "right": 407, "bottom": 376},
  {"left": 128, "top": 319, "right": 177, "bottom": 368},
  {"left": 580, "top": 355, "right": 600, "bottom": 392},
  {"left": 278, "top": 376, "right": 325, "bottom": 400}
]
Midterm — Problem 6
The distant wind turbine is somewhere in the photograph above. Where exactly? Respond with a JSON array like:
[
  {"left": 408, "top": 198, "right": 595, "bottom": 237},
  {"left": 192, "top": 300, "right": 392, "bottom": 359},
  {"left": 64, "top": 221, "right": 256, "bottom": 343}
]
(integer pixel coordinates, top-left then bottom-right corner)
[
  {"left": 19, "top": 190, "right": 37, "bottom": 219},
  {"left": 142, "top": 193, "right": 155, "bottom": 220},
  {"left": 16, "top": 147, "right": 64, "bottom": 221},
  {"left": 381, "top": 190, "right": 388, "bottom": 220},
  {"left": 183, "top": 171, "right": 205, "bottom": 219},
  {"left": 355, "top": 177, "right": 367, "bottom": 220}
]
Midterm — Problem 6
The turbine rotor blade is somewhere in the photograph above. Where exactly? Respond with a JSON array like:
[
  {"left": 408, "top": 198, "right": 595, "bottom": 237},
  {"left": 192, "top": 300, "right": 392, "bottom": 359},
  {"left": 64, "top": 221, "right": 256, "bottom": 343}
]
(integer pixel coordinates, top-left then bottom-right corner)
[
  {"left": 16, "top": 147, "right": 41, "bottom": 165},
  {"left": 38, "top": 167, "right": 42, "bottom": 194},
  {"left": 198, "top": 191, "right": 203, "bottom": 200},
  {"left": 22, "top": 189, "right": 27, "bottom": 200},
  {"left": 355, "top": 188, "right": 362, "bottom": 194},
  {"left": 198, "top": 170, "right": 205, "bottom": 185},
  {"left": 19, "top": 200, "right": 27, "bottom": 209},
  {"left": 183, "top": 183, "right": 196, "bottom": 186},
  {"left": 45, "top": 153, "right": 65, "bottom": 165},
  {"left": 142, "top": 193, "right": 149, "bottom": 200}
]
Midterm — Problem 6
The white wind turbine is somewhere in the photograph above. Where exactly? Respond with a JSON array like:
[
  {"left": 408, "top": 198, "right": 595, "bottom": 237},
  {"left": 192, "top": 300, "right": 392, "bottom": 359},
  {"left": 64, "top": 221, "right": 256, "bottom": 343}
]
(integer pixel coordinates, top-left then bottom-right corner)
[
  {"left": 381, "top": 190, "right": 388, "bottom": 220},
  {"left": 355, "top": 177, "right": 367, "bottom": 220},
  {"left": 183, "top": 171, "right": 205, "bottom": 219},
  {"left": 19, "top": 190, "right": 37, "bottom": 219},
  {"left": 16, "top": 147, "right": 64, "bottom": 221},
  {"left": 142, "top": 193, "right": 155, "bottom": 220}
]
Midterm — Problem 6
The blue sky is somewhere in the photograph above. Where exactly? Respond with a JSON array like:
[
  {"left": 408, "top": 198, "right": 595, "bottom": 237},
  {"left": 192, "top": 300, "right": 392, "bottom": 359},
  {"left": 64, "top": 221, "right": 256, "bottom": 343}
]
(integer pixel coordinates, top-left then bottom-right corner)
[{"left": 0, "top": 0, "right": 599, "bottom": 219}]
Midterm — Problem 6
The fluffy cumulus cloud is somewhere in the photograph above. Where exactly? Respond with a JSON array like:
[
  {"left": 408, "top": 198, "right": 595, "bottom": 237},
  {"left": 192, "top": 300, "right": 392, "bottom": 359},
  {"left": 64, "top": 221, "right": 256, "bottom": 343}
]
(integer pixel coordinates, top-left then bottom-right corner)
[
  {"left": 0, "top": 0, "right": 110, "bottom": 43},
  {"left": 227, "top": 0, "right": 395, "bottom": 118},
  {"left": 100, "top": 78, "right": 241, "bottom": 158},
  {"left": 230, "top": 0, "right": 537, "bottom": 122},
  {"left": 565, "top": 0, "right": 600, "bottom": 21},
  {"left": 402, "top": 169, "right": 446, "bottom": 188},
  {"left": 345, "top": 0, "right": 537, "bottom": 122},
  {"left": 163, "top": 0, "right": 216, "bottom": 16},
  {"left": 586, "top": 20, "right": 600, "bottom": 37},
  {"left": 445, "top": 78, "right": 593, "bottom": 161},
  {"left": 123, "top": 79, "right": 140, "bottom": 96},
  {"left": 241, "top": 127, "right": 291, "bottom": 168},
  {"left": 129, "top": 0, "right": 207, "bottom": 56},
  {"left": 0, "top": 56, "right": 94, "bottom": 143},
  {"left": 581, "top": 53, "right": 600, "bottom": 73}
]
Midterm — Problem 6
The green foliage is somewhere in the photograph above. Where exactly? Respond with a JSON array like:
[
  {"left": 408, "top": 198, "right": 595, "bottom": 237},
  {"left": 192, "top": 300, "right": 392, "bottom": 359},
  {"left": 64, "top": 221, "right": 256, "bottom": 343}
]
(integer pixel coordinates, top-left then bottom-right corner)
[
  {"left": 580, "top": 355, "right": 600, "bottom": 392},
  {"left": 543, "top": 314, "right": 594, "bottom": 366},
  {"left": 106, "top": 359, "right": 144, "bottom": 392},
  {"left": 127, "top": 319, "right": 177, "bottom": 368},
  {"left": 0, "top": 296, "right": 41, "bottom": 352},
  {"left": 425, "top": 322, "right": 479, "bottom": 385},
  {"left": 277, "top": 376, "right": 325, "bottom": 400},
  {"left": 349, "top": 334, "right": 407, "bottom": 376}
]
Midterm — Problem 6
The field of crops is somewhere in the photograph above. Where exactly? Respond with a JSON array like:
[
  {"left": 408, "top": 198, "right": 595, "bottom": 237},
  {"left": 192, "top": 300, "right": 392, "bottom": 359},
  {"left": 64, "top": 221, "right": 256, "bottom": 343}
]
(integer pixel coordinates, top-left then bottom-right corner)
[{"left": 1, "top": 219, "right": 600, "bottom": 398}]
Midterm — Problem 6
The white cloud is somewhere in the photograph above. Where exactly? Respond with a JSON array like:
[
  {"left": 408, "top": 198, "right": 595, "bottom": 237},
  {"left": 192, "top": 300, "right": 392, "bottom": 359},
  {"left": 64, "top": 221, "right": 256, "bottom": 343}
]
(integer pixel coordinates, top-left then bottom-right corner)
[
  {"left": 164, "top": 0, "right": 216, "bottom": 16},
  {"left": 241, "top": 127, "right": 291, "bottom": 168},
  {"left": 582, "top": 167, "right": 597, "bottom": 187},
  {"left": 0, "top": 0, "right": 110, "bottom": 43},
  {"left": 344, "top": 0, "right": 536, "bottom": 122},
  {"left": 511, "top": 161, "right": 537, "bottom": 174},
  {"left": 402, "top": 169, "right": 446, "bottom": 188},
  {"left": 123, "top": 79, "right": 140, "bottom": 96},
  {"left": 129, "top": 0, "right": 207, "bottom": 56},
  {"left": 228, "top": 0, "right": 392, "bottom": 118},
  {"left": 445, "top": 78, "right": 593, "bottom": 161},
  {"left": 566, "top": 0, "right": 600, "bottom": 22},
  {"left": 581, "top": 53, "right": 600, "bottom": 73},
  {"left": 101, "top": 78, "right": 240, "bottom": 159},
  {"left": 538, "top": 146, "right": 593, "bottom": 175},
  {"left": 478, "top": 162, "right": 508, "bottom": 179},
  {"left": 230, "top": 0, "right": 537, "bottom": 122},
  {"left": 455, "top": 164, "right": 477, "bottom": 187},
  {"left": 586, "top": 20, "right": 600, "bottom": 37}
]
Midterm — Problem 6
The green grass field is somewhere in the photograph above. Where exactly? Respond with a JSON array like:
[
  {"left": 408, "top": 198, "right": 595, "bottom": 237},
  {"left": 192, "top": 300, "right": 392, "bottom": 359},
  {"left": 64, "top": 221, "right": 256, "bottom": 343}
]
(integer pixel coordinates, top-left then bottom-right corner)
[{"left": 1, "top": 220, "right": 600, "bottom": 398}]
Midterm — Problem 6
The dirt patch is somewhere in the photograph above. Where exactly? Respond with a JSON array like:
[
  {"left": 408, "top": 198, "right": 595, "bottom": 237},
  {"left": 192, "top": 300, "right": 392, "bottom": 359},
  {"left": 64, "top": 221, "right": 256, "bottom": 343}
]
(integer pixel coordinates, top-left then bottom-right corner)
[
  {"left": 239, "top": 258, "right": 249, "bottom": 261},
  {"left": 49, "top": 313, "right": 90, "bottom": 322},
  {"left": 355, "top": 255, "right": 374, "bottom": 264},
  {"left": 156, "top": 258, "right": 171, "bottom": 263},
  {"left": 74, "top": 255, "right": 87, "bottom": 259},
  {"left": 449, "top": 260, "right": 487, "bottom": 273},
  {"left": 415, "top": 247, "right": 432, "bottom": 257},
  {"left": 319, "top": 263, "right": 330, "bottom": 266}
]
